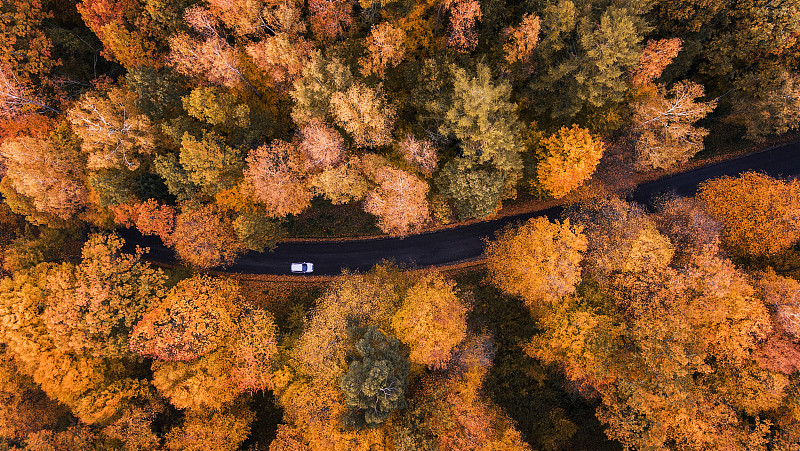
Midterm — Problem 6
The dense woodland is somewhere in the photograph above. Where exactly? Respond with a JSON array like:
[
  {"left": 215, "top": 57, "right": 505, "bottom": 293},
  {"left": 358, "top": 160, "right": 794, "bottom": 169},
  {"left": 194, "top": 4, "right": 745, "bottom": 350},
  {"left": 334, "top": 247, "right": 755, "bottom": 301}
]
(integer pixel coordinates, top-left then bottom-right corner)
[{"left": 1, "top": 0, "right": 800, "bottom": 449}]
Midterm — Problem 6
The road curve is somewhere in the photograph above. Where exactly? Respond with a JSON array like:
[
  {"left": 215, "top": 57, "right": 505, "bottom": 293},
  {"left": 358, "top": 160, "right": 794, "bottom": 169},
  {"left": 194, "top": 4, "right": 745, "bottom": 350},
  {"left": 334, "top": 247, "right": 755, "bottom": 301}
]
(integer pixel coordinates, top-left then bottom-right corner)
[{"left": 121, "top": 140, "right": 800, "bottom": 276}]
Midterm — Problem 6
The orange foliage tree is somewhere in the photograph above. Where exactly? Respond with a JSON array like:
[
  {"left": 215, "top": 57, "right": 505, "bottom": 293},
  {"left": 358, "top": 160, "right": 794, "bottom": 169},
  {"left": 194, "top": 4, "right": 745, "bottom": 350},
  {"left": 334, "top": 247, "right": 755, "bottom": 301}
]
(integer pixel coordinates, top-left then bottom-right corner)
[
  {"left": 503, "top": 14, "right": 540, "bottom": 67},
  {"left": 164, "top": 402, "right": 254, "bottom": 451},
  {"left": 359, "top": 22, "right": 407, "bottom": 78},
  {"left": 307, "top": 0, "right": 353, "bottom": 41},
  {"left": 171, "top": 203, "right": 244, "bottom": 269},
  {"left": 697, "top": 171, "right": 800, "bottom": 257},
  {"left": 247, "top": 35, "right": 315, "bottom": 89},
  {"left": 407, "top": 333, "right": 532, "bottom": 451},
  {"left": 0, "top": 0, "right": 58, "bottom": 88},
  {"left": 391, "top": 273, "right": 468, "bottom": 369},
  {"left": 485, "top": 217, "right": 587, "bottom": 310},
  {"left": 311, "top": 156, "right": 369, "bottom": 204},
  {"left": 630, "top": 38, "right": 683, "bottom": 87},
  {"left": 243, "top": 140, "right": 314, "bottom": 217},
  {"left": 231, "top": 308, "right": 280, "bottom": 392},
  {"left": 442, "top": 0, "right": 481, "bottom": 52},
  {"left": 0, "top": 131, "right": 87, "bottom": 221},
  {"left": 363, "top": 166, "right": 430, "bottom": 235},
  {"left": 523, "top": 225, "right": 783, "bottom": 450},
  {"left": 44, "top": 233, "right": 167, "bottom": 360},
  {"left": 130, "top": 275, "right": 240, "bottom": 361},
  {"left": 534, "top": 125, "right": 604, "bottom": 198},
  {"left": 297, "top": 119, "right": 345, "bottom": 171},
  {"left": 77, "top": 0, "right": 162, "bottom": 69},
  {"left": 134, "top": 199, "right": 175, "bottom": 244},
  {"left": 67, "top": 85, "right": 157, "bottom": 170},
  {"left": 570, "top": 196, "right": 674, "bottom": 280},
  {"left": 168, "top": 7, "right": 250, "bottom": 88},
  {"left": 0, "top": 252, "right": 161, "bottom": 425}
]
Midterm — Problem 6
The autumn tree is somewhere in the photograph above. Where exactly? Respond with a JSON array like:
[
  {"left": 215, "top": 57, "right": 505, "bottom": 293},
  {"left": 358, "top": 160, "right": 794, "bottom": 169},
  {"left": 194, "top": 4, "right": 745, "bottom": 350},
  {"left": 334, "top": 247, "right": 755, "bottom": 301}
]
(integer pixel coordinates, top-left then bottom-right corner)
[
  {"left": 653, "top": 195, "right": 722, "bottom": 266},
  {"left": 728, "top": 69, "right": 800, "bottom": 141},
  {"left": 442, "top": 0, "right": 482, "bottom": 52},
  {"left": 292, "top": 267, "right": 400, "bottom": 384},
  {"left": 330, "top": 83, "right": 396, "bottom": 148},
  {"left": 755, "top": 270, "right": 800, "bottom": 340},
  {"left": 486, "top": 217, "right": 587, "bottom": 310},
  {"left": 632, "top": 80, "right": 717, "bottom": 169},
  {"left": 231, "top": 309, "right": 280, "bottom": 392},
  {"left": 298, "top": 119, "right": 345, "bottom": 171},
  {"left": 404, "top": 333, "right": 532, "bottom": 451},
  {"left": 391, "top": 273, "right": 468, "bottom": 369},
  {"left": 171, "top": 203, "right": 244, "bottom": 268},
  {"left": 569, "top": 196, "right": 674, "bottom": 280},
  {"left": 67, "top": 84, "right": 158, "bottom": 170},
  {"left": 168, "top": 7, "right": 250, "bottom": 88},
  {"left": 311, "top": 157, "right": 369, "bottom": 204},
  {"left": 76, "top": 0, "right": 168, "bottom": 69},
  {"left": 179, "top": 131, "right": 244, "bottom": 195},
  {"left": 44, "top": 233, "right": 167, "bottom": 360},
  {"left": 130, "top": 275, "right": 240, "bottom": 361},
  {"left": 503, "top": 14, "right": 540, "bottom": 68},
  {"left": 398, "top": 134, "right": 437, "bottom": 176},
  {"left": 523, "top": 200, "right": 786, "bottom": 450},
  {"left": 339, "top": 326, "right": 410, "bottom": 429},
  {"left": 436, "top": 158, "right": 505, "bottom": 220},
  {"left": 360, "top": 22, "right": 407, "bottom": 78},
  {"left": 152, "top": 347, "right": 240, "bottom": 410},
  {"left": 630, "top": 38, "right": 683, "bottom": 87},
  {"left": 697, "top": 172, "right": 800, "bottom": 257},
  {"left": 132, "top": 199, "right": 176, "bottom": 244},
  {"left": 307, "top": 0, "right": 353, "bottom": 41},
  {"left": 0, "top": 64, "right": 59, "bottom": 119},
  {"left": 534, "top": 124, "right": 604, "bottom": 198},
  {"left": 243, "top": 140, "right": 314, "bottom": 217},
  {"left": 0, "top": 0, "right": 58, "bottom": 88},
  {"left": 0, "top": 125, "right": 87, "bottom": 221},
  {"left": 363, "top": 166, "right": 430, "bottom": 235},
  {"left": 247, "top": 34, "right": 315, "bottom": 89},
  {"left": 0, "top": 260, "right": 159, "bottom": 425},
  {"left": 290, "top": 51, "right": 353, "bottom": 126},
  {"left": 164, "top": 401, "right": 254, "bottom": 451},
  {"left": 182, "top": 87, "right": 250, "bottom": 130},
  {"left": 0, "top": 351, "right": 68, "bottom": 442},
  {"left": 205, "top": 0, "right": 265, "bottom": 35}
]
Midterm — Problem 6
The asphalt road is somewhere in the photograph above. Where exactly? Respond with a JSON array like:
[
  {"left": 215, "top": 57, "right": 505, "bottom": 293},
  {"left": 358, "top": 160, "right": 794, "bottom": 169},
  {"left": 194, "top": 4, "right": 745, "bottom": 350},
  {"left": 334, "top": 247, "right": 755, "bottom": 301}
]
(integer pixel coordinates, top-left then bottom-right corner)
[{"left": 121, "top": 139, "right": 800, "bottom": 276}]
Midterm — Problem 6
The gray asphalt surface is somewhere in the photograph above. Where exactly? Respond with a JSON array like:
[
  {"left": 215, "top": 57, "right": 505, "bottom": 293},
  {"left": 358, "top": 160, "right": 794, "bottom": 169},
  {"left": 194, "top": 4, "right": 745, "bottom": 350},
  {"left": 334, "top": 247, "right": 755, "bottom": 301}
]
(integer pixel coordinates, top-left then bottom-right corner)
[{"left": 121, "top": 139, "right": 800, "bottom": 275}]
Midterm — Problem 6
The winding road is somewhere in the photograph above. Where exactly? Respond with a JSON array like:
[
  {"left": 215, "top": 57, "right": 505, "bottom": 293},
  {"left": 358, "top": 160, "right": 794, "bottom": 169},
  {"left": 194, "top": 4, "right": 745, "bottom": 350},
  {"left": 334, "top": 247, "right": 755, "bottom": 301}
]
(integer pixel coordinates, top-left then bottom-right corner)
[{"left": 121, "top": 140, "right": 800, "bottom": 276}]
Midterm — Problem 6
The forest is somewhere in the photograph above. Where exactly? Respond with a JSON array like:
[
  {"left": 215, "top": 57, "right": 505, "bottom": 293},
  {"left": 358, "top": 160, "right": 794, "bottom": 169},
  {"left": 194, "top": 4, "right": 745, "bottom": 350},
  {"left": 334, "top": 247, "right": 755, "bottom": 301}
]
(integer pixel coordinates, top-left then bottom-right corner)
[{"left": 1, "top": 0, "right": 800, "bottom": 449}]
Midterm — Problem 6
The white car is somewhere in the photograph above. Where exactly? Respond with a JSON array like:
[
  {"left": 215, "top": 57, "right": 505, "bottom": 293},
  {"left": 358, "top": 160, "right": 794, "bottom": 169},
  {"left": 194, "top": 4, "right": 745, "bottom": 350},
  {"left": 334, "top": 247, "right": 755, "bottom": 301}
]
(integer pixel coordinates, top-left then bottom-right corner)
[{"left": 291, "top": 262, "right": 314, "bottom": 273}]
